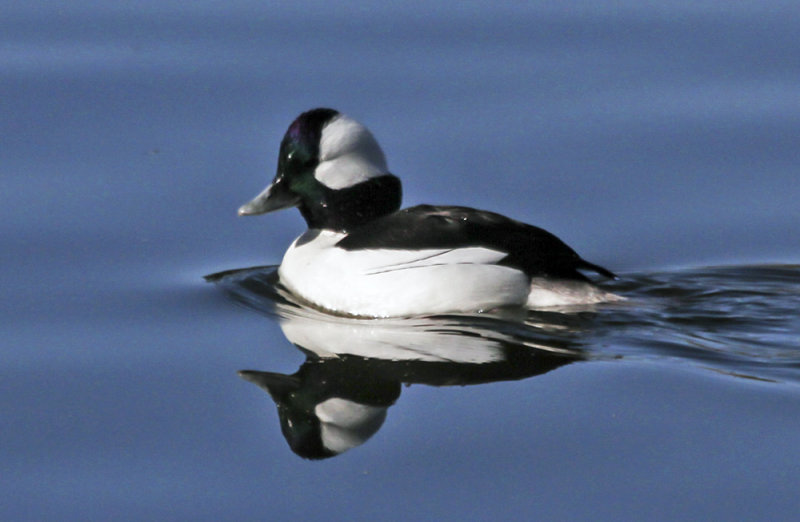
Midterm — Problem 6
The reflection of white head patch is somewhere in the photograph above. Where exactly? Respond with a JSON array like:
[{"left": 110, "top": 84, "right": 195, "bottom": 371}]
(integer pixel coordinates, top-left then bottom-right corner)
[
  {"left": 314, "top": 115, "right": 388, "bottom": 189},
  {"left": 315, "top": 398, "right": 387, "bottom": 454}
]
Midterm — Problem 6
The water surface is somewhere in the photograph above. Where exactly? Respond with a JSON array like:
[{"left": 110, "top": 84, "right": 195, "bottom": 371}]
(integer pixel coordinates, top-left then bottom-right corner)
[{"left": 3, "top": 1, "right": 800, "bottom": 520}]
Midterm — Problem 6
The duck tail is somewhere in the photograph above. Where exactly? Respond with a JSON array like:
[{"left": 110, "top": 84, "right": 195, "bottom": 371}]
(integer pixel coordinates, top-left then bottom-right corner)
[{"left": 578, "top": 259, "right": 618, "bottom": 280}]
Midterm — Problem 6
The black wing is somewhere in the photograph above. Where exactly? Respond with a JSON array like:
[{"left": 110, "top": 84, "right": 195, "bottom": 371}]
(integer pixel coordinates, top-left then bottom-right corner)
[{"left": 336, "top": 205, "right": 616, "bottom": 281}]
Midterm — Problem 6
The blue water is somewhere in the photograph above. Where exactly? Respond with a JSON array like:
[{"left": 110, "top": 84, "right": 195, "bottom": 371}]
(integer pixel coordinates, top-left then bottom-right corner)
[{"left": 3, "top": 1, "right": 800, "bottom": 520}]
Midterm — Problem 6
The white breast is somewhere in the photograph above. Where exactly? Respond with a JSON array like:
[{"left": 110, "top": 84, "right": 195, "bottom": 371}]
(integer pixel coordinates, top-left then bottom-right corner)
[{"left": 277, "top": 230, "right": 530, "bottom": 317}]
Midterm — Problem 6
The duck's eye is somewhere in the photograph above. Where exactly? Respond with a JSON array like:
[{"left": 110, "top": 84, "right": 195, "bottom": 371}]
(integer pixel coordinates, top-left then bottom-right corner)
[{"left": 285, "top": 146, "right": 310, "bottom": 165}]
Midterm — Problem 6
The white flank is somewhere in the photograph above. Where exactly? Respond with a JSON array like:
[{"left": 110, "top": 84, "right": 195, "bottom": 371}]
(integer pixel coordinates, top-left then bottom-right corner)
[
  {"left": 278, "top": 230, "right": 530, "bottom": 317},
  {"left": 526, "top": 277, "right": 625, "bottom": 308},
  {"left": 314, "top": 115, "right": 388, "bottom": 189}
]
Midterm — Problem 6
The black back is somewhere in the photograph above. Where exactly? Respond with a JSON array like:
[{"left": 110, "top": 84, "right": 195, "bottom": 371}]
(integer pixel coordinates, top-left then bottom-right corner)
[{"left": 336, "top": 205, "right": 616, "bottom": 281}]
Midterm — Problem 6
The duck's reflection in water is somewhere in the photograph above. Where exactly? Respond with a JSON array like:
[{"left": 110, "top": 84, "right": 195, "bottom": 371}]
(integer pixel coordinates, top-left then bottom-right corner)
[{"left": 207, "top": 267, "right": 586, "bottom": 459}]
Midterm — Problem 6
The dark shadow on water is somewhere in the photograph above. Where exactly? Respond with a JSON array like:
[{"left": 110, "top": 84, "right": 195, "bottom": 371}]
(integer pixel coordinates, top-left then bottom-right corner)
[{"left": 206, "top": 264, "right": 800, "bottom": 458}]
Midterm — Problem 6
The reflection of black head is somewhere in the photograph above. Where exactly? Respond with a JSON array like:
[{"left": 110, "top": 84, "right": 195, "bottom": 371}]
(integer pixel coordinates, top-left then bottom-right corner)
[
  {"left": 240, "top": 344, "right": 580, "bottom": 460},
  {"left": 239, "top": 359, "right": 401, "bottom": 460}
]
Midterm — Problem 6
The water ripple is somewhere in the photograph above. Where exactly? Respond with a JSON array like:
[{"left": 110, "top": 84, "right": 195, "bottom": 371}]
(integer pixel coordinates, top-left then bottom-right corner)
[{"left": 207, "top": 264, "right": 800, "bottom": 386}]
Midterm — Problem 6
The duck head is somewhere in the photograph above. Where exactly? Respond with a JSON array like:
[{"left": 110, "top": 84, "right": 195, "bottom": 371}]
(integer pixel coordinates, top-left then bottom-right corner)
[{"left": 239, "top": 108, "right": 402, "bottom": 231}]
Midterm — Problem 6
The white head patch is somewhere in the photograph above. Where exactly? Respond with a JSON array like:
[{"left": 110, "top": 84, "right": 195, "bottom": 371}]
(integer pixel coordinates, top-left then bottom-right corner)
[{"left": 314, "top": 114, "right": 388, "bottom": 189}]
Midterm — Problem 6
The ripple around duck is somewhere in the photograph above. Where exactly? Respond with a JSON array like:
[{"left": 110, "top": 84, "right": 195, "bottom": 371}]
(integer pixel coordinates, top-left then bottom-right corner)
[{"left": 207, "top": 264, "right": 800, "bottom": 386}]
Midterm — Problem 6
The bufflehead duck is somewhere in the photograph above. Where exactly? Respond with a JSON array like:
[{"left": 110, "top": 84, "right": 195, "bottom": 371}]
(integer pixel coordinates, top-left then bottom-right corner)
[{"left": 239, "top": 108, "right": 620, "bottom": 317}]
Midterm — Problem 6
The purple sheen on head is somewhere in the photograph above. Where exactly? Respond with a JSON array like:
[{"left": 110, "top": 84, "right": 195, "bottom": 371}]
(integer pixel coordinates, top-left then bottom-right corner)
[
  {"left": 287, "top": 120, "right": 304, "bottom": 142},
  {"left": 279, "top": 108, "right": 340, "bottom": 162}
]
